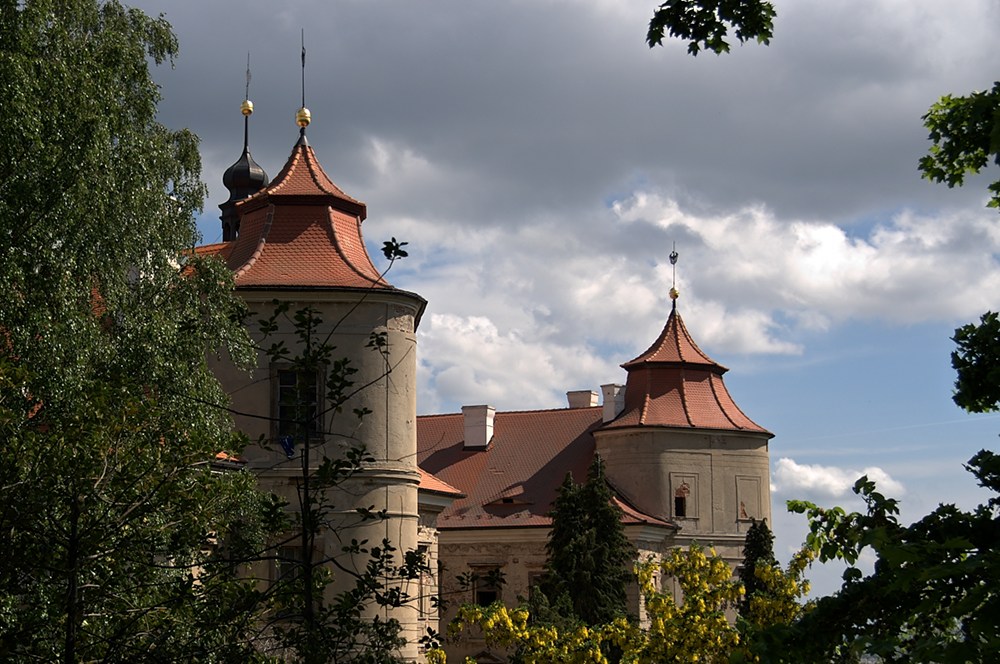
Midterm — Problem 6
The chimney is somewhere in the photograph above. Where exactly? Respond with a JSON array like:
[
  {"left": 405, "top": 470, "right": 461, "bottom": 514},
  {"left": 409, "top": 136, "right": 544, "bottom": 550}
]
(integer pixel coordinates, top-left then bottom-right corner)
[
  {"left": 601, "top": 384, "right": 625, "bottom": 423},
  {"left": 566, "top": 390, "right": 599, "bottom": 409},
  {"left": 462, "top": 405, "right": 495, "bottom": 449}
]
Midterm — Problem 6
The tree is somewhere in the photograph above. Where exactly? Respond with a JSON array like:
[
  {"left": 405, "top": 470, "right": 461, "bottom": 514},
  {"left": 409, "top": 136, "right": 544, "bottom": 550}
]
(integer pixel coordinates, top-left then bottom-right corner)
[
  {"left": 951, "top": 310, "right": 1000, "bottom": 413},
  {"left": 920, "top": 82, "right": 1000, "bottom": 211},
  {"left": 537, "top": 455, "right": 636, "bottom": 627},
  {"left": 444, "top": 542, "right": 812, "bottom": 663},
  {"left": 647, "top": 0, "right": 775, "bottom": 55},
  {"left": 738, "top": 518, "right": 775, "bottom": 617},
  {"left": 746, "top": 460, "right": 997, "bottom": 663},
  {"left": 0, "top": 1, "right": 274, "bottom": 660}
]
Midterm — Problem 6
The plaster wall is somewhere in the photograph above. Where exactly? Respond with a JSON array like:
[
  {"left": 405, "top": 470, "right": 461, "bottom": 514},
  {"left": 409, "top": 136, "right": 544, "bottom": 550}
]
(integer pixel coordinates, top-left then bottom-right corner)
[
  {"left": 210, "top": 288, "right": 423, "bottom": 661},
  {"left": 595, "top": 427, "right": 771, "bottom": 565}
]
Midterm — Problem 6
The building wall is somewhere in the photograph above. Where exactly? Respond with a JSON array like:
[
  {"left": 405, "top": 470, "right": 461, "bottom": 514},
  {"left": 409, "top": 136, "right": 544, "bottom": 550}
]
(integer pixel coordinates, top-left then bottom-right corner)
[
  {"left": 595, "top": 427, "right": 771, "bottom": 565},
  {"left": 211, "top": 288, "right": 424, "bottom": 661}
]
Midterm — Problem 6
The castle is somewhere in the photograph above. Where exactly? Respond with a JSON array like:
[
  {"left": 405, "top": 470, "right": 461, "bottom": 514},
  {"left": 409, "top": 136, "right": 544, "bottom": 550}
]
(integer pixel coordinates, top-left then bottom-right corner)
[{"left": 203, "top": 99, "right": 773, "bottom": 662}]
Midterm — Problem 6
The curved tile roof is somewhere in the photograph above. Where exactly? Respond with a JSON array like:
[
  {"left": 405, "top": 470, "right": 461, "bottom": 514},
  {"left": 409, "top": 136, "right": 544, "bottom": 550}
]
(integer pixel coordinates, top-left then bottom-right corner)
[
  {"left": 218, "top": 136, "right": 394, "bottom": 290},
  {"left": 605, "top": 303, "right": 771, "bottom": 435},
  {"left": 416, "top": 407, "right": 673, "bottom": 530}
]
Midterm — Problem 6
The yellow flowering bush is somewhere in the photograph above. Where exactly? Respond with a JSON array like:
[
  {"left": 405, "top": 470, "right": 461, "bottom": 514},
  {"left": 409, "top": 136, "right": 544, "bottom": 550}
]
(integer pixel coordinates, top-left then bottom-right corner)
[{"left": 445, "top": 543, "right": 812, "bottom": 663}]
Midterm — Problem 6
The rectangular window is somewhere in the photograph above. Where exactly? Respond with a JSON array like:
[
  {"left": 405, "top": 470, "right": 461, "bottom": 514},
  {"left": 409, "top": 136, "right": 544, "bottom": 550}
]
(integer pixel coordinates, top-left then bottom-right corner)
[
  {"left": 670, "top": 473, "right": 698, "bottom": 519},
  {"left": 736, "top": 476, "right": 762, "bottom": 521},
  {"left": 273, "top": 367, "right": 322, "bottom": 444},
  {"left": 471, "top": 567, "right": 504, "bottom": 606},
  {"left": 674, "top": 495, "right": 687, "bottom": 518}
]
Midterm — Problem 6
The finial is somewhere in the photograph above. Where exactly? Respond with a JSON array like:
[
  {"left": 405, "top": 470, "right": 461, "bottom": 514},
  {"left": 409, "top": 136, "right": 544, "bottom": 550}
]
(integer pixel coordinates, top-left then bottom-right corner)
[
  {"left": 296, "top": 29, "right": 311, "bottom": 130},
  {"left": 669, "top": 243, "right": 679, "bottom": 303},
  {"left": 241, "top": 53, "right": 254, "bottom": 116}
]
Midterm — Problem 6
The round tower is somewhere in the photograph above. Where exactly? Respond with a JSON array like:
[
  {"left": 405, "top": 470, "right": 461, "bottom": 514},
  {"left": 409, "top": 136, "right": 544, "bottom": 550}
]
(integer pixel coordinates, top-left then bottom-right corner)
[
  {"left": 208, "top": 106, "right": 425, "bottom": 659},
  {"left": 595, "top": 286, "right": 772, "bottom": 563}
]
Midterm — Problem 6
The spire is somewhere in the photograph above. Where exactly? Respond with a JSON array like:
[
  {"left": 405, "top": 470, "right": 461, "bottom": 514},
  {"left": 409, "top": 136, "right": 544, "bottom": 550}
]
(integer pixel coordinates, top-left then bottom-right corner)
[
  {"left": 295, "top": 29, "right": 310, "bottom": 146},
  {"left": 604, "top": 248, "right": 770, "bottom": 434},
  {"left": 220, "top": 54, "right": 269, "bottom": 241}
]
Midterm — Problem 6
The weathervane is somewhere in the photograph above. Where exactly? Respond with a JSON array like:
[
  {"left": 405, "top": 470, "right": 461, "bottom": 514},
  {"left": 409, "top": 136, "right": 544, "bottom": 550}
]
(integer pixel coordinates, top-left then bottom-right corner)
[
  {"left": 296, "top": 29, "right": 311, "bottom": 131},
  {"left": 669, "top": 242, "right": 680, "bottom": 305},
  {"left": 240, "top": 53, "right": 254, "bottom": 147}
]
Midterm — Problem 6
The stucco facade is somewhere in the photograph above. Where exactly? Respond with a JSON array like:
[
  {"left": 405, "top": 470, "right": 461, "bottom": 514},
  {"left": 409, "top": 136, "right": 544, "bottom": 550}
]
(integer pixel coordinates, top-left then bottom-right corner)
[{"left": 205, "top": 105, "right": 773, "bottom": 663}]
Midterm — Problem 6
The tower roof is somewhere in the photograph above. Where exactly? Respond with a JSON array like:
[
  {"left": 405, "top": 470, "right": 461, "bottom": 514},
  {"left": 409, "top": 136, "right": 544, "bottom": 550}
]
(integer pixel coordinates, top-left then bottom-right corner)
[
  {"left": 605, "top": 302, "right": 771, "bottom": 435},
  {"left": 221, "top": 137, "right": 392, "bottom": 290},
  {"left": 622, "top": 300, "right": 726, "bottom": 372}
]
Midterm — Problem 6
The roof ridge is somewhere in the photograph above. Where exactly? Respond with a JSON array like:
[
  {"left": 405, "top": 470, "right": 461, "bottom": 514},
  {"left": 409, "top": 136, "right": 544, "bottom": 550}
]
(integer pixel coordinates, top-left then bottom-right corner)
[
  {"left": 231, "top": 205, "right": 274, "bottom": 280},
  {"left": 322, "top": 206, "right": 387, "bottom": 286}
]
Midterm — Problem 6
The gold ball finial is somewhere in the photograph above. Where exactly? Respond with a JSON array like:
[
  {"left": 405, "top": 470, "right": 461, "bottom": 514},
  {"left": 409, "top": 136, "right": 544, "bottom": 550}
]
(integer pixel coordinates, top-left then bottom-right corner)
[
  {"left": 296, "top": 106, "right": 311, "bottom": 128},
  {"left": 241, "top": 99, "right": 254, "bottom": 116},
  {"left": 669, "top": 286, "right": 680, "bottom": 301}
]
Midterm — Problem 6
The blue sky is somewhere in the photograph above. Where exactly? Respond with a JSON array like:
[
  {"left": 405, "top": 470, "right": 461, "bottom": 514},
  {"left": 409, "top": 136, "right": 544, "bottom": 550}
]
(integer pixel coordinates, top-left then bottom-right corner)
[{"left": 145, "top": 0, "right": 1000, "bottom": 596}]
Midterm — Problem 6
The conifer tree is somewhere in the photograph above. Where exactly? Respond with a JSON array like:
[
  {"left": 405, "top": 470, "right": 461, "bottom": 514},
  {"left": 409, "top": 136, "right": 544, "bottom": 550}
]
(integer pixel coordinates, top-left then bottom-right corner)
[
  {"left": 538, "top": 455, "right": 635, "bottom": 626},
  {"left": 739, "top": 518, "right": 776, "bottom": 617}
]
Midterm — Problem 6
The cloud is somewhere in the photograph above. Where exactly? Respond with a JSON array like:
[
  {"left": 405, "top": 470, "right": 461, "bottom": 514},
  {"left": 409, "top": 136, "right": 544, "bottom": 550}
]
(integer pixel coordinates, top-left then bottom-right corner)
[
  {"left": 416, "top": 313, "right": 616, "bottom": 413},
  {"left": 612, "top": 191, "right": 1000, "bottom": 327},
  {"left": 772, "top": 457, "right": 905, "bottom": 500}
]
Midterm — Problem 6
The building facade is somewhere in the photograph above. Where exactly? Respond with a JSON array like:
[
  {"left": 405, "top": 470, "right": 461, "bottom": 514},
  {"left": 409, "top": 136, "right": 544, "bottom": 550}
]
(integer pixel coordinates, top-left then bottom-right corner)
[{"left": 205, "top": 103, "right": 772, "bottom": 663}]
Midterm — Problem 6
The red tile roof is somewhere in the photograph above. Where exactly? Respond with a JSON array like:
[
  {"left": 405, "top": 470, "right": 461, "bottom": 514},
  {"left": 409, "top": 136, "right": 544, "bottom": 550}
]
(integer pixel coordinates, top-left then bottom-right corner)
[
  {"left": 418, "top": 467, "right": 465, "bottom": 497},
  {"left": 416, "top": 407, "right": 672, "bottom": 530},
  {"left": 216, "top": 137, "right": 395, "bottom": 290},
  {"left": 605, "top": 303, "right": 771, "bottom": 434}
]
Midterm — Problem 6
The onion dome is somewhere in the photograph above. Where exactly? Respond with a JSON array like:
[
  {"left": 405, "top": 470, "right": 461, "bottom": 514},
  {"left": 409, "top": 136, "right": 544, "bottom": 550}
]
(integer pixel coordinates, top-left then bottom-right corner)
[{"left": 219, "top": 98, "right": 269, "bottom": 241}]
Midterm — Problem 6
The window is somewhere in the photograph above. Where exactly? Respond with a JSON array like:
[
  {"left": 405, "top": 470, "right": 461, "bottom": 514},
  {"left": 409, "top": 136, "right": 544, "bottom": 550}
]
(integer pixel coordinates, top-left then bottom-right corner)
[
  {"left": 273, "top": 367, "right": 322, "bottom": 448},
  {"left": 471, "top": 567, "right": 504, "bottom": 606},
  {"left": 670, "top": 473, "right": 698, "bottom": 519},
  {"left": 274, "top": 544, "right": 304, "bottom": 585},
  {"left": 736, "top": 476, "right": 762, "bottom": 521},
  {"left": 416, "top": 545, "right": 431, "bottom": 617}
]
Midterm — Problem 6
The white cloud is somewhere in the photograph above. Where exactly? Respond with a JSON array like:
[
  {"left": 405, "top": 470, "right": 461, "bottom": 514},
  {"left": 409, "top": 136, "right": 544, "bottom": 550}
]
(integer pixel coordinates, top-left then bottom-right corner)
[
  {"left": 416, "top": 313, "right": 617, "bottom": 413},
  {"left": 773, "top": 457, "right": 905, "bottom": 500},
  {"left": 613, "top": 191, "right": 1000, "bottom": 327}
]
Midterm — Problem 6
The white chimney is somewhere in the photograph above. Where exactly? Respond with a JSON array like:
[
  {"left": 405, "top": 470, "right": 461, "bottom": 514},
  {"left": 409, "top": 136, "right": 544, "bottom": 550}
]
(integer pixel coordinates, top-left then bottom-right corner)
[
  {"left": 462, "top": 405, "right": 495, "bottom": 449},
  {"left": 566, "top": 390, "right": 599, "bottom": 409},
  {"left": 601, "top": 384, "right": 625, "bottom": 423}
]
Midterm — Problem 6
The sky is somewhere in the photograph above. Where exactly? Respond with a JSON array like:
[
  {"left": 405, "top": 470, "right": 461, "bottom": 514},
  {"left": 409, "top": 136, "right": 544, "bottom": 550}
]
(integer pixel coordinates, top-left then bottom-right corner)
[{"left": 133, "top": 0, "right": 1000, "bottom": 595}]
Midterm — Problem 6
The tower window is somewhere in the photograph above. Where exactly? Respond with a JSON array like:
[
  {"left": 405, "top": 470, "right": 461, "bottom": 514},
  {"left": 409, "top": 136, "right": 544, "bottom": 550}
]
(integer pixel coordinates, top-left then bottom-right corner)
[
  {"left": 273, "top": 367, "right": 322, "bottom": 444},
  {"left": 674, "top": 482, "right": 691, "bottom": 519}
]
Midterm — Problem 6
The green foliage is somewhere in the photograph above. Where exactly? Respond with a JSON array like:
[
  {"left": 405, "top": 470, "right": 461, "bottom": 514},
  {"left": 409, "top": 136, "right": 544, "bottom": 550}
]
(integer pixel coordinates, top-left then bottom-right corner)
[
  {"left": 447, "top": 543, "right": 807, "bottom": 663},
  {"left": 538, "top": 456, "right": 636, "bottom": 627},
  {"left": 647, "top": 0, "right": 775, "bottom": 55},
  {"left": 920, "top": 82, "right": 1000, "bottom": 210},
  {"left": 0, "top": 1, "right": 273, "bottom": 660},
  {"left": 739, "top": 518, "right": 775, "bottom": 617},
  {"left": 764, "top": 458, "right": 1000, "bottom": 662},
  {"left": 951, "top": 311, "right": 1000, "bottom": 412}
]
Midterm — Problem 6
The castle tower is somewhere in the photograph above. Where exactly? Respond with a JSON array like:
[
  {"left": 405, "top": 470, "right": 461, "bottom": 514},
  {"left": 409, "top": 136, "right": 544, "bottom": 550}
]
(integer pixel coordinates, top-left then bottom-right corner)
[
  {"left": 206, "top": 104, "right": 426, "bottom": 659},
  {"left": 594, "top": 286, "right": 772, "bottom": 563}
]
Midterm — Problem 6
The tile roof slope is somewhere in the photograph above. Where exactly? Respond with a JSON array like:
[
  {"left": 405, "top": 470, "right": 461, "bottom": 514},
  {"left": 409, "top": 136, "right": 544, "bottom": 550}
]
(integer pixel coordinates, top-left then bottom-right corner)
[
  {"left": 416, "top": 407, "right": 672, "bottom": 529},
  {"left": 221, "top": 137, "right": 392, "bottom": 290},
  {"left": 606, "top": 304, "right": 771, "bottom": 435},
  {"left": 418, "top": 467, "right": 465, "bottom": 497}
]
